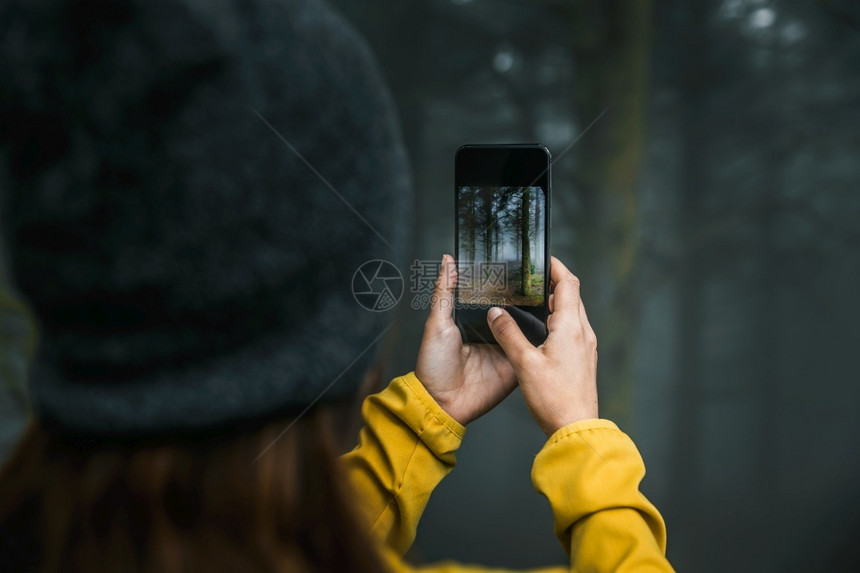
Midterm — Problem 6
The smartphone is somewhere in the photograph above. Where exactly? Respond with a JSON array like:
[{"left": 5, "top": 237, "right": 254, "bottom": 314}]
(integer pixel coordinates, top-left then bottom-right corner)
[{"left": 454, "top": 144, "right": 551, "bottom": 346}]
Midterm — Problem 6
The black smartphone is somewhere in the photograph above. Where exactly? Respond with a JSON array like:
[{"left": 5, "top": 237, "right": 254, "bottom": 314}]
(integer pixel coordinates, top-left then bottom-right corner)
[{"left": 454, "top": 144, "right": 551, "bottom": 346}]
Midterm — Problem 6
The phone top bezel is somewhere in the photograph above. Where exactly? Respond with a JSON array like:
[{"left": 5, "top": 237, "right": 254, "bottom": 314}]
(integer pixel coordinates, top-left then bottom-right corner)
[{"left": 454, "top": 144, "right": 551, "bottom": 188}]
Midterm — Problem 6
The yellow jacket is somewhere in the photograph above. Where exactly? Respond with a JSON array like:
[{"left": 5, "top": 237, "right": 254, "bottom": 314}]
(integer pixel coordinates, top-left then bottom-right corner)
[{"left": 342, "top": 372, "right": 674, "bottom": 572}]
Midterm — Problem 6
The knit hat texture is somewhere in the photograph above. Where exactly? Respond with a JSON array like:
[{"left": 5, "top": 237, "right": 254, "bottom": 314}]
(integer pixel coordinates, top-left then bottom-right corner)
[{"left": 0, "top": 0, "right": 411, "bottom": 436}]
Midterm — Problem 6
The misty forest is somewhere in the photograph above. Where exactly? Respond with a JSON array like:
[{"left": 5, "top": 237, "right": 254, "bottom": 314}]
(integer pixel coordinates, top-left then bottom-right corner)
[
  {"left": 458, "top": 186, "right": 545, "bottom": 306},
  {"left": 2, "top": 0, "right": 859, "bottom": 571}
]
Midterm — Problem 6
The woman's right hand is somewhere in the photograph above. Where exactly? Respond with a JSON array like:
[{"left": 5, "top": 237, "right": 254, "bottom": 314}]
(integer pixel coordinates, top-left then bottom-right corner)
[{"left": 486, "top": 256, "right": 599, "bottom": 436}]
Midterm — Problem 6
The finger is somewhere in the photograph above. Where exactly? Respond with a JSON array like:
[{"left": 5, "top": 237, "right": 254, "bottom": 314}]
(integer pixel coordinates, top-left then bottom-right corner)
[
  {"left": 578, "top": 299, "right": 598, "bottom": 350},
  {"left": 429, "top": 254, "right": 457, "bottom": 324},
  {"left": 549, "top": 256, "right": 570, "bottom": 288},
  {"left": 579, "top": 296, "right": 593, "bottom": 331},
  {"left": 548, "top": 257, "right": 582, "bottom": 318},
  {"left": 487, "top": 307, "right": 534, "bottom": 365},
  {"left": 548, "top": 293, "right": 555, "bottom": 314},
  {"left": 549, "top": 256, "right": 574, "bottom": 288},
  {"left": 548, "top": 256, "right": 574, "bottom": 298}
]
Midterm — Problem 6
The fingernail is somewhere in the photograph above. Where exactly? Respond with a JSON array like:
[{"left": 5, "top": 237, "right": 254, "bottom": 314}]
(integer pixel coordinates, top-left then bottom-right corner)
[{"left": 487, "top": 307, "right": 503, "bottom": 322}]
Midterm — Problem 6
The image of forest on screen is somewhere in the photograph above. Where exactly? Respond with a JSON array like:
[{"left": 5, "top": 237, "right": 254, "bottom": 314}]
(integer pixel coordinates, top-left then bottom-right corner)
[{"left": 458, "top": 186, "right": 545, "bottom": 307}]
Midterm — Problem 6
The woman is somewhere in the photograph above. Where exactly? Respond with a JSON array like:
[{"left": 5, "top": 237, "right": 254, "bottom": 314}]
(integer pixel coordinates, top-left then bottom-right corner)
[
  {"left": 0, "top": 0, "right": 672, "bottom": 570},
  {"left": 345, "top": 255, "right": 672, "bottom": 572}
]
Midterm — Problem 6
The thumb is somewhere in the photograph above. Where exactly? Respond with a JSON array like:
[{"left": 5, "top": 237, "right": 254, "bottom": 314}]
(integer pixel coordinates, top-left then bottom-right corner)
[
  {"left": 429, "top": 254, "right": 456, "bottom": 326},
  {"left": 487, "top": 307, "right": 533, "bottom": 365}
]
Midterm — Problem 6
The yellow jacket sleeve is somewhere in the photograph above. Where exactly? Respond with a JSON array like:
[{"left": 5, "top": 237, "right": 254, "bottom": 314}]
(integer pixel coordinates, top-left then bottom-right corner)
[
  {"left": 341, "top": 372, "right": 673, "bottom": 572},
  {"left": 341, "top": 371, "right": 465, "bottom": 556},
  {"left": 532, "top": 419, "right": 673, "bottom": 572}
]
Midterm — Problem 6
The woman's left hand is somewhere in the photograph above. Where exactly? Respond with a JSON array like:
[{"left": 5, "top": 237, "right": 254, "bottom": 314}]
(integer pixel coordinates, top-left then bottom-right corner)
[{"left": 415, "top": 254, "right": 517, "bottom": 425}]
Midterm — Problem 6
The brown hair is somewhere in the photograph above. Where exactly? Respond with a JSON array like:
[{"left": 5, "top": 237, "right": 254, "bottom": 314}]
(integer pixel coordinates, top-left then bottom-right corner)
[{"left": 0, "top": 408, "right": 388, "bottom": 572}]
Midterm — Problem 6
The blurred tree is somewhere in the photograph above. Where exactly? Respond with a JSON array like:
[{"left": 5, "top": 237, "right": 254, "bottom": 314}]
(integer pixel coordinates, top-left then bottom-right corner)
[
  {"left": 567, "top": 0, "right": 652, "bottom": 431},
  {"left": 669, "top": 0, "right": 709, "bottom": 565},
  {"left": 0, "top": 256, "right": 35, "bottom": 463}
]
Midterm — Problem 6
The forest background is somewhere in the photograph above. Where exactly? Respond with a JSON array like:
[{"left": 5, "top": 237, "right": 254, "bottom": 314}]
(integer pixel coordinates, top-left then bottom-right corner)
[{"left": 2, "top": 0, "right": 859, "bottom": 570}]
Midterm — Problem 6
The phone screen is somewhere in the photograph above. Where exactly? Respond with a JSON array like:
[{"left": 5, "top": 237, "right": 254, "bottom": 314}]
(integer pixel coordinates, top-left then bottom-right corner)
[{"left": 454, "top": 146, "right": 550, "bottom": 345}]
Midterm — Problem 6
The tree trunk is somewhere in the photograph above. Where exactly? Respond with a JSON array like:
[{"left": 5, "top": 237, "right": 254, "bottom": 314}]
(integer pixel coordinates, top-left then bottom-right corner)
[
  {"left": 668, "top": 0, "right": 710, "bottom": 567},
  {"left": 484, "top": 191, "right": 493, "bottom": 262},
  {"left": 568, "top": 0, "right": 652, "bottom": 432},
  {"left": 469, "top": 188, "right": 476, "bottom": 261},
  {"left": 521, "top": 187, "right": 532, "bottom": 295},
  {"left": 494, "top": 215, "right": 500, "bottom": 260},
  {"left": 533, "top": 188, "right": 541, "bottom": 267},
  {"left": 0, "top": 253, "right": 35, "bottom": 462},
  {"left": 515, "top": 204, "right": 521, "bottom": 265}
]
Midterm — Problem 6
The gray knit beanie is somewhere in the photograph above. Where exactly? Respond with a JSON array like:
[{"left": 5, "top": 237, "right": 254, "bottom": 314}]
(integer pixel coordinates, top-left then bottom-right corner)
[{"left": 0, "top": 0, "right": 411, "bottom": 437}]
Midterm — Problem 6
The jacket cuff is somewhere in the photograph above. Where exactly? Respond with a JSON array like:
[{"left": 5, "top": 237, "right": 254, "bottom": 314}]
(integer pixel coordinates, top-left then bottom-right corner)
[
  {"left": 543, "top": 418, "right": 619, "bottom": 448},
  {"left": 382, "top": 372, "right": 466, "bottom": 459}
]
